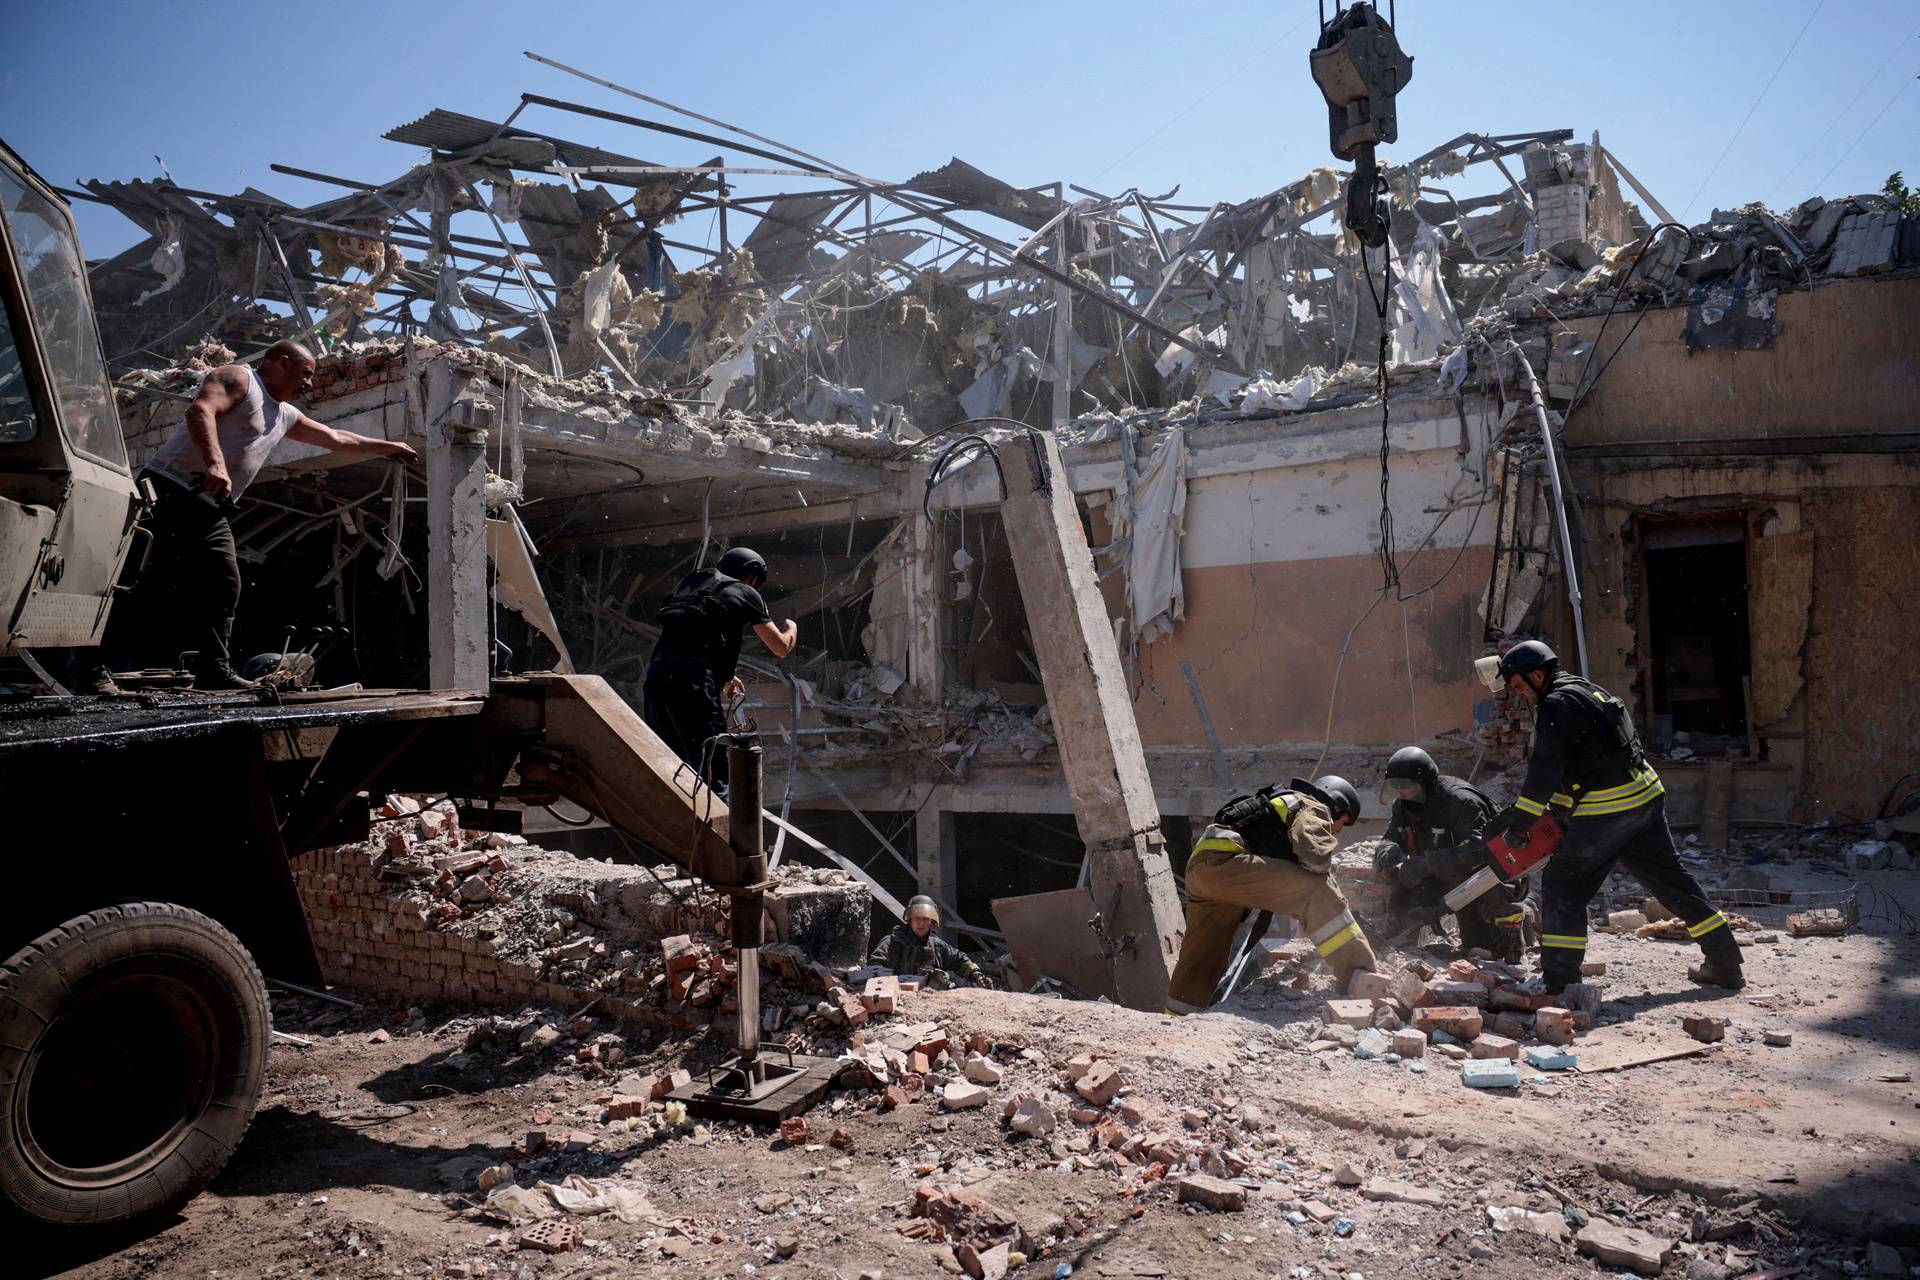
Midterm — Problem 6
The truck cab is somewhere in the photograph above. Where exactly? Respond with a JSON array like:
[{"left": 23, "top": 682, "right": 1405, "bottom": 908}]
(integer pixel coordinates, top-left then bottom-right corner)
[{"left": 0, "top": 139, "right": 141, "bottom": 661}]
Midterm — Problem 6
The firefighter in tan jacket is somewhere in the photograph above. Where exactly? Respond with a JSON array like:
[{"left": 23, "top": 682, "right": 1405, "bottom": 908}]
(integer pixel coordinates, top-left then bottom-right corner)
[{"left": 1167, "top": 775, "right": 1380, "bottom": 1012}]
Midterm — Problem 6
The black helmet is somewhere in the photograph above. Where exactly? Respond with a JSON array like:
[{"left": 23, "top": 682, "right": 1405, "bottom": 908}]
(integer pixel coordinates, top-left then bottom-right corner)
[
  {"left": 1380, "top": 746, "right": 1438, "bottom": 804},
  {"left": 715, "top": 546, "right": 768, "bottom": 583},
  {"left": 1496, "top": 639, "right": 1557, "bottom": 682},
  {"left": 906, "top": 895, "right": 940, "bottom": 927},
  {"left": 1292, "top": 774, "right": 1361, "bottom": 824}
]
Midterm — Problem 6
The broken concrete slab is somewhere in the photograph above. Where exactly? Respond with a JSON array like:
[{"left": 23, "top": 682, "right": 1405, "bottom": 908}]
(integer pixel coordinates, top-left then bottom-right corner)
[
  {"left": 1575, "top": 1220, "right": 1674, "bottom": 1276},
  {"left": 1460, "top": 1059, "right": 1521, "bottom": 1089},
  {"left": 1175, "top": 1174, "right": 1247, "bottom": 1211},
  {"left": 1360, "top": 1180, "right": 1446, "bottom": 1208}
]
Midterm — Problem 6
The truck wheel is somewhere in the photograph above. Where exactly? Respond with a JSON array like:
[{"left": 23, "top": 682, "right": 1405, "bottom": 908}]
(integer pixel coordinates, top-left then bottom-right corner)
[{"left": 0, "top": 902, "right": 270, "bottom": 1227}]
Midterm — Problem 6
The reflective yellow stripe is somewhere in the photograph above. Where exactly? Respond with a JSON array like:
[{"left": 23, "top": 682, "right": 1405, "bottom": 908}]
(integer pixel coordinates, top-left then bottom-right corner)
[
  {"left": 1580, "top": 771, "right": 1660, "bottom": 801},
  {"left": 1315, "top": 923, "right": 1362, "bottom": 956},
  {"left": 1567, "top": 765, "right": 1665, "bottom": 816},
  {"left": 1541, "top": 933, "right": 1588, "bottom": 949},
  {"left": 1269, "top": 795, "right": 1291, "bottom": 822},
  {"left": 1515, "top": 796, "right": 1548, "bottom": 816},
  {"left": 1194, "top": 838, "right": 1245, "bottom": 856},
  {"left": 1688, "top": 912, "right": 1728, "bottom": 938},
  {"left": 1491, "top": 912, "right": 1525, "bottom": 925},
  {"left": 1550, "top": 791, "right": 1575, "bottom": 807},
  {"left": 1309, "top": 910, "right": 1358, "bottom": 945}
]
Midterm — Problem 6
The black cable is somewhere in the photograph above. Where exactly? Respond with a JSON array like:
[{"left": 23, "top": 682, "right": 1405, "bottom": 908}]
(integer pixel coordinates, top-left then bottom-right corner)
[{"left": 1356, "top": 210, "right": 1398, "bottom": 592}]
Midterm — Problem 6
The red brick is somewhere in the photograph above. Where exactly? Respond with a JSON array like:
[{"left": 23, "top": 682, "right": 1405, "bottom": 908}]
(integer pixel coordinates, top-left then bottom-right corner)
[
  {"left": 1323, "top": 999, "right": 1375, "bottom": 1029},
  {"left": 1410, "top": 1006, "right": 1484, "bottom": 1039},
  {"left": 1074, "top": 1060, "right": 1123, "bottom": 1106},
  {"left": 1346, "top": 971, "right": 1395, "bottom": 1001},
  {"left": 1470, "top": 1034, "right": 1520, "bottom": 1060},
  {"left": 1683, "top": 1014, "right": 1725, "bottom": 1043},
  {"left": 1534, "top": 1007, "right": 1575, "bottom": 1046},
  {"left": 1391, "top": 970, "right": 1435, "bottom": 1010},
  {"left": 604, "top": 1095, "right": 648, "bottom": 1120},
  {"left": 1426, "top": 980, "right": 1491, "bottom": 1008},
  {"left": 779, "top": 1116, "right": 809, "bottom": 1145}
]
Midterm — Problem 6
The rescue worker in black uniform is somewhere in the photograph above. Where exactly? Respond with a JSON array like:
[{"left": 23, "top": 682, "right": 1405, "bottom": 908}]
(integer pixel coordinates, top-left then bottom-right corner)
[
  {"left": 869, "top": 896, "right": 993, "bottom": 989},
  {"left": 1375, "top": 746, "right": 1534, "bottom": 962},
  {"left": 1488, "top": 640, "right": 1743, "bottom": 994},
  {"left": 642, "top": 547, "right": 796, "bottom": 779}
]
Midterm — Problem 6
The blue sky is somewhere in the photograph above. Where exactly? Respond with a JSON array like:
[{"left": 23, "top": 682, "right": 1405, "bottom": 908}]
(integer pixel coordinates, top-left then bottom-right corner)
[{"left": 4, "top": 0, "right": 1915, "bottom": 259}]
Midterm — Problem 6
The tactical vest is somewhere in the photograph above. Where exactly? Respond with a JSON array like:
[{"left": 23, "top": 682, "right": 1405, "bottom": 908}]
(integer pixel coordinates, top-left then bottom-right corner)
[{"left": 1212, "top": 786, "right": 1305, "bottom": 864}]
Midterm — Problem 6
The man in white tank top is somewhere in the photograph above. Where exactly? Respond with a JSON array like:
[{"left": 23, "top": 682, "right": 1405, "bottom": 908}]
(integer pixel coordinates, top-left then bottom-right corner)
[{"left": 99, "top": 339, "right": 415, "bottom": 690}]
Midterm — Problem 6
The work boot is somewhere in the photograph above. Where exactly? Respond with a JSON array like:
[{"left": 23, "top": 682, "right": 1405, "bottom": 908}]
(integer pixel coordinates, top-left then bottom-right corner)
[
  {"left": 1687, "top": 931, "right": 1745, "bottom": 991},
  {"left": 75, "top": 663, "right": 122, "bottom": 696},
  {"left": 192, "top": 661, "right": 258, "bottom": 691}
]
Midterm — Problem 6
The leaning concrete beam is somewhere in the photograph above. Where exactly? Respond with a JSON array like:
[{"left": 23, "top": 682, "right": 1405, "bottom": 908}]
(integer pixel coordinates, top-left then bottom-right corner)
[{"left": 990, "top": 431, "right": 1184, "bottom": 1010}]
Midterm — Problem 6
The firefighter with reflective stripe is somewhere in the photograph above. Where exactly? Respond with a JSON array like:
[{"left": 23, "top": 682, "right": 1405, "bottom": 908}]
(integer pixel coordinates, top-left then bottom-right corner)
[
  {"left": 1166, "top": 775, "right": 1379, "bottom": 1012},
  {"left": 1376, "top": 746, "right": 1535, "bottom": 962},
  {"left": 1490, "top": 641, "right": 1743, "bottom": 993}
]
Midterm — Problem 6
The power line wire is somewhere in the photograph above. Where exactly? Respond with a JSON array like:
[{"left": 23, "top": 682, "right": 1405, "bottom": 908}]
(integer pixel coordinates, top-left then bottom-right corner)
[
  {"left": 1684, "top": 0, "right": 1828, "bottom": 219},
  {"left": 1766, "top": 19, "right": 1920, "bottom": 206},
  {"left": 1810, "top": 69, "right": 1920, "bottom": 196},
  {"left": 1088, "top": 14, "right": 1313, "bottom": 182}
]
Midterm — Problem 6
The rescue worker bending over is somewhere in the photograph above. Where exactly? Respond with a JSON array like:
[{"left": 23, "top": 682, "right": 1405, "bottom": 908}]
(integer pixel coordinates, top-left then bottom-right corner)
[
  {"left": 1488, "top": 641, "right": 1743, "bottom": 994},
  {"left": 869, "top": 896, "right": 993, "bottom": 989},
  {"left": 1167, "top": 775, "right": 1379, "bottom": 1012},
  {"left": 642, "top": 546, "right": 796, "bottom": 780},
  {"left": 1376, "top": 746, "right": 1534, "bottom": 962}
]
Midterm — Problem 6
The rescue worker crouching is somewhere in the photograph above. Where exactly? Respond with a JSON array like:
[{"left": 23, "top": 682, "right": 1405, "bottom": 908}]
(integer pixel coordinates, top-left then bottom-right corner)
[
  {"left": 869, "top": 896, "right": 993, "bottom": 989},
  {"left": 1486, "top": 641, "right": 1743, "bottom": 994},
  {"left": 1376, "top": 746, "right": 1534, "bottom": 962},
  {"left": 1166, "top": 775, "right": 1379, "bottom": 1013}
]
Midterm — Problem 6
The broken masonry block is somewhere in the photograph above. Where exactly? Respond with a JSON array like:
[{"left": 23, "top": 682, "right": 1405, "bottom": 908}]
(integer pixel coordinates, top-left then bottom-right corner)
[
  {"left": 1009, "top": 1098, "right": 1057, "bottom": 1137},
  {"left": 962, "top": 1055, "right": 1003, "bottom": 1085},
  {"left": 1346, "top": 970, "right": 1395, "bottom": 1002},
  {"left": 661, "top": 934, "right": 701, "bottom": 975},
  {"left": 1175, "top": 1174, "right": 1247, "bottom": 1212},
  {"left": 1460, "top": 1059, "right": 1523, "bottom": 1089},
  {"left": 1390, "top": 969, "right": 1435, "bottom": 1010},
  {"left": 1579, "top": 961, "right": 1607, "bottom": 976},
  {"left": 1426, "top": 980, "right": 1491, "bottom": 1009},
  {"left": 1391, "top": 1029, "right": 1428, "bottom": 1058},
  {"left": 1763, "top": 1029, "right": 1792, "bottom": 1048},
  {"left": 829, "top": 1127, "right": 853, "bottom": 1149},
  {"left": 1062, "top": 1052, "right": 1097, "bottom": 1080},
  {"left": 779, "top": 1116, "right": 809, "bottom": 1145},
  {"left": 1074, "top": 1060, "right": 1124, "bottom": 1106},
  {"left": 1353, "top": 1029, "right": 1394, "bottom": 1060},
  {"left": 941, "top": 1081, "right": 991, "bottom": 1111},
  {"left": 1490, "top": 1012, "right": 1530, "bottom": 1040},
  {"left": 1470, "top": 1034, "right": 1520, "bottom": 1060},
  {"left": 1323, "top": 998, "right": 1375, "bottom": 1029},
  {"left": 661, "top": 1069, "right": 692, "bottom": 1096},
  {"left": 1524, "top": 1045, "right": 1577, "bottom": 1071},
  {"left": 1559, "top": 982, "right": 1602, "bottom": 1016},
  {"left": 603, "top": 1095, "right": 648, "bottom": 1121},
  {"left": 880, "top": 1084, "right": 908, "bottom": 1111},
  {"left": 1411, "top": 1006, "right": 1484, "bottom": 1040},
  {"left": 1683, "top": 1014, "right": 1726, "bottom": 1044},
  {"left": 1534, "top": 1007, "right": 1576, "bottom": 1046},
  {"left": 1607, "top": 910, "right": 1648, "bottom": 931},
  {"left": 861, "top": 974, "right": 900, "bottom": 1014},
  {"left": 1575, "top": 1221, "right": 1673, "bottom": 1277}
]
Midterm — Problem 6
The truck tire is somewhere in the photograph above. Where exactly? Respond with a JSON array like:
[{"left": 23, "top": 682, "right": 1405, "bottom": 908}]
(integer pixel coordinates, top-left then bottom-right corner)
[{"left": 0, "top": 902, "right": 270, "bottom": 1227}]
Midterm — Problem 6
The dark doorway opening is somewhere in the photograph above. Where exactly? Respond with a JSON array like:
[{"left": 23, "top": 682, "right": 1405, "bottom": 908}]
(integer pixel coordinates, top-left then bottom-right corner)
[{"left": 1640, "top": 521, "right": 1752, "bottom": 747}]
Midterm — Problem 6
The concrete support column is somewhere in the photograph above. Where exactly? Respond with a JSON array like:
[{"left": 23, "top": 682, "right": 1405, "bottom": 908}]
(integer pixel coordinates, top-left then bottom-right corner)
[
  {"left": 901, "top": 488, "right": 943, "bottom": 702},
  {"left": 992, "top": 432, "right": 1185, "bottom": 1010},
  {"left": 426, "top": 413, "right": 490, "bottom": 689},
  {"left": 915, "top": 799, "right": 958, "bottom": 924}
]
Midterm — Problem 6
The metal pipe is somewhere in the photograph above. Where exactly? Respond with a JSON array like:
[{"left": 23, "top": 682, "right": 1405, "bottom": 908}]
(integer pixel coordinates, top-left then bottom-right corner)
[
  {"left": 726, "top": 734, "right": 765, "bottom": 1064},
  {"left": 1511, "top": 346, "right": 1589, "bottom": 674}
]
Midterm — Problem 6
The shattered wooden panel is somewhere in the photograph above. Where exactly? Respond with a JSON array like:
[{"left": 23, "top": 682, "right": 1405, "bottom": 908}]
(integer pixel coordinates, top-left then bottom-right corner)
[
  {"left": 1805, "top": 488, "right": 1920, "bottom": 818},
  {"left": 1748, "top": 529, "right": 1812, "bottom": 726}
]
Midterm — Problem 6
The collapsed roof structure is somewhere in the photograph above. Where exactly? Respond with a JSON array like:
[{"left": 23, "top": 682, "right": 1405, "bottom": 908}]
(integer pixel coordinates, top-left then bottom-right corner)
[{"left": 74, "top": 54, "right": 1920, "bottom": 957}]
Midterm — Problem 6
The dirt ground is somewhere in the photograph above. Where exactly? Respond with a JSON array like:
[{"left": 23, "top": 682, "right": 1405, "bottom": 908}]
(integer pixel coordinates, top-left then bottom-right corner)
[{"left": 25, "top": 862, "right": 1920, "bottom": 1280}]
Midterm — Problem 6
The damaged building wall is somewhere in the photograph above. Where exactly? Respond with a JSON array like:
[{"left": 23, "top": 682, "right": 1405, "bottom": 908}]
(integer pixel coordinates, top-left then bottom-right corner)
[
  {"left": 1560, "top": 277, "right": 1920, "bottom": 445},
  {"left": 1118, "top": 413, "right": 1496, "bottom": 750},
  {"left": 1560, "top": 274, "right": 1920, "bottom": 823}
]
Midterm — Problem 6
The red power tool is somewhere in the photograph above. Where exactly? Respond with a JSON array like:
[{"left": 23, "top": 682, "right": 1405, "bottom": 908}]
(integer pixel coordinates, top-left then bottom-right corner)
[{"left": 1443, "top": 811, "right": 1564, "bottom": 913}]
